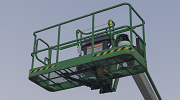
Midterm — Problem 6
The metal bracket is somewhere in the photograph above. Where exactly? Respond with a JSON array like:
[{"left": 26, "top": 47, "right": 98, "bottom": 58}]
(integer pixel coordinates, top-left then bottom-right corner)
[
  {"left": 35, "top": 40, "right": 38, "bottom": 45},
  {"left": 34, "top": 48, "right": 37, "bottom": 51}
]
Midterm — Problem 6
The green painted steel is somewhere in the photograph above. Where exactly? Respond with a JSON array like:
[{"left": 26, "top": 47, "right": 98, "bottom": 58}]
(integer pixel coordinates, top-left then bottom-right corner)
[
  {"left": 56, "top": 25, "right": 61, "bottom": 63},
  {"left": 29, "top": 45, "right": 147, "bottom": 92},
  {"left": 29, "top": 3, "right": 161, "bottom": 99}
]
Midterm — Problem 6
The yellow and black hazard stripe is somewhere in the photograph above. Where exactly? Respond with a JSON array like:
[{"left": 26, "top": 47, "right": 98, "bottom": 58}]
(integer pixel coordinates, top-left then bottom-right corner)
[
  {"left": 93, "top": 47, "right": 134, "bottom": 57},
  {"left": 29, "top": 65, "right": 56, "bottom": 74}
]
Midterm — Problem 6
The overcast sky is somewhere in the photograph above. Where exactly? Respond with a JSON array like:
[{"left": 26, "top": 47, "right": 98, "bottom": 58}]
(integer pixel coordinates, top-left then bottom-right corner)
[{"left": 0, "top": 0, "right": 180, "bottom": 100}]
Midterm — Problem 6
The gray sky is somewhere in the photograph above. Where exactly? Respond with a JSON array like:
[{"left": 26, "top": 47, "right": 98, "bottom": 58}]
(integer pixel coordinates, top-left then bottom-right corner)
[{"left": 0, "top": 0, "right": 180, "bottom": 100}]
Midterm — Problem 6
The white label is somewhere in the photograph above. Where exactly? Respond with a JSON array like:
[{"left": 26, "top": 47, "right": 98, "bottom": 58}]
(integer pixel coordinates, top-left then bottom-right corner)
[{"left": 87, "top": 42, "right": 103, "bottom": 54}]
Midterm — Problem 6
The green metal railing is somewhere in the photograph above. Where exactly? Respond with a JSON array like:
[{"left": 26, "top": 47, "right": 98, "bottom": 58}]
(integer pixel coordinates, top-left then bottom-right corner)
[
  {"left": 30, "top": 3, "right": 161, "bottom": 99},
  {"left": 31, "top": 3, "right": 146, "bottom": 69}
]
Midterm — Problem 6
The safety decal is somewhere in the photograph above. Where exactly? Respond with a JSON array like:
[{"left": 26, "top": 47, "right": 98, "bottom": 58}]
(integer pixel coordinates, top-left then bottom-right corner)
[
  {"left": 29, "top": 65, "right": 56, "bottom": 74},
  {"left": 93, "top": 47, "right": 134, "bottom": 57}
]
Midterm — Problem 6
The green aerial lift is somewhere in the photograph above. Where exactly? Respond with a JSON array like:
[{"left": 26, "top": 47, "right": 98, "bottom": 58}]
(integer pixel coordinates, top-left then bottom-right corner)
[{"left": 29, "top": 3, "right": 162, "bottom": 100}]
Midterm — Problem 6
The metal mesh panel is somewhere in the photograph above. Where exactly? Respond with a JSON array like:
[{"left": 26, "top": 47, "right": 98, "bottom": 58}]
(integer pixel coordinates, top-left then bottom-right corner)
[{"left": 29, "top": 54, "right": 146, "bottom": 92}]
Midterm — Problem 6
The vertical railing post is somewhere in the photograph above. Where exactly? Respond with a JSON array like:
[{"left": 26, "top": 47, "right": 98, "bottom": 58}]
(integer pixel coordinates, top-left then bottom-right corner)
[
  {"left": 31, "top": 34, "right": 37, "bottom": 70},
  {"left": 48, "top": 49, "right": 52, "bottom": 64},
  {"left": 91, "top": 14, "right": 95, "bottom": 54},
  {"left": 142, "top": 22, "right": 146, "bottom": 59},
  {"left": 129, "top": 6, "right": 133, "bottom": 45},
  {"left": 56, "top": 25, "right": 61, "bottom": 63},
  {"left": 80, "top": 32, "right": 82, "bottom": 46}
]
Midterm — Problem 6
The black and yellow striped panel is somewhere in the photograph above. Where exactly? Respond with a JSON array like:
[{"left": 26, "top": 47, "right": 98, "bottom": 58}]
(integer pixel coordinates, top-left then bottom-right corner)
[
  {"left": 29, "top": 65, "right": 56, "bottom": 74},
  {"left": 93, "top": 47, "right": 134, "bottom": 57}
]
